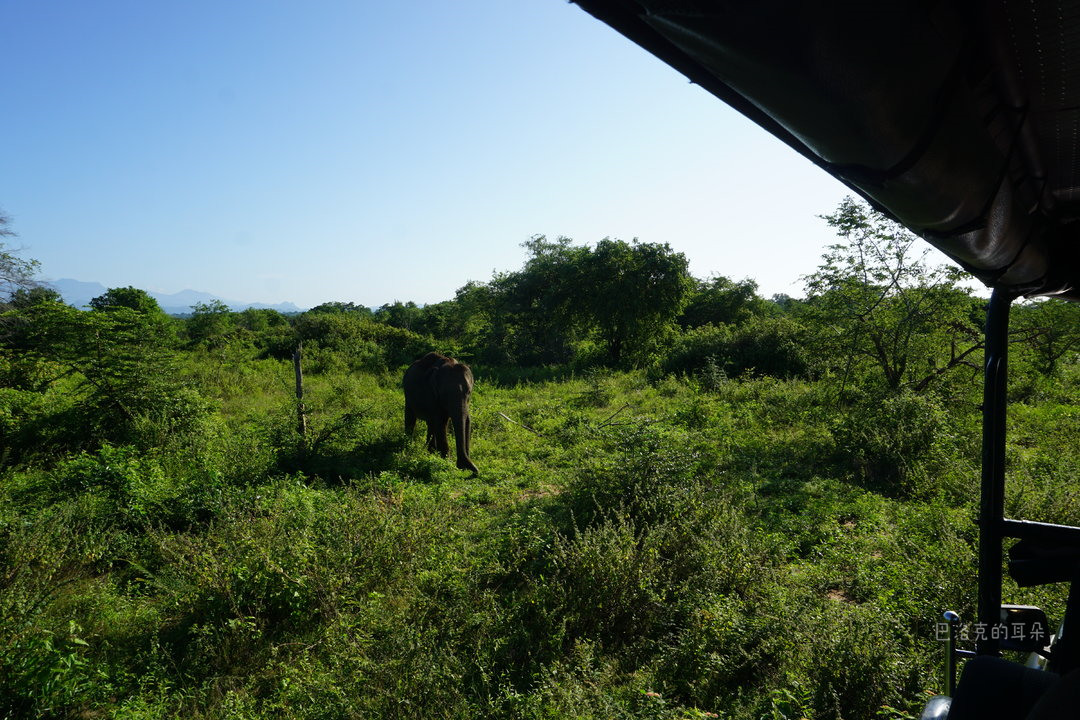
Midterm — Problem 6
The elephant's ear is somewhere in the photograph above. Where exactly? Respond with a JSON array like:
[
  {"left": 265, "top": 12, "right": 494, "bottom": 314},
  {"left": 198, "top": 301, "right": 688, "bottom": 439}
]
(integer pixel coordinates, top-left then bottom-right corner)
[{"left": 425, "top": 366, "right": 441, "bottom": 397}]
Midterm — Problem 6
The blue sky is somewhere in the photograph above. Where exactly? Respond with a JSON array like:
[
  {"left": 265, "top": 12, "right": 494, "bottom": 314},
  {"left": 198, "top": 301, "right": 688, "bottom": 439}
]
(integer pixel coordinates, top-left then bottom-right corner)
[{"left": 2, "top": 1, "right": 856, "bottom": 309}]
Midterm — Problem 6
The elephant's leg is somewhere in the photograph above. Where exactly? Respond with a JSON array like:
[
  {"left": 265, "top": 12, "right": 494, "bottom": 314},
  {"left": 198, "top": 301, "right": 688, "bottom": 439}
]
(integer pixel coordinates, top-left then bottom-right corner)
[
  {"left": 435, "top": 417, "right": 451, "bottom": 458},
  {"left": 405, "top": 405, "right": 417, "bottom": 435},
  {"left": 424, "top": 419, "right": 440, "bottom": 453},
  {"left": 464, "top": 415, "right": 471, "bottom": 456},
  {"left": 452, "top": 412, "right": 478, "bottom": 473}
]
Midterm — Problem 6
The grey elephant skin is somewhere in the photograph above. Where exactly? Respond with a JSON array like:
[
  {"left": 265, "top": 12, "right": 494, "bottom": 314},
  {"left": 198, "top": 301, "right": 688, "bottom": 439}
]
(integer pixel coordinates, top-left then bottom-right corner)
[{"left": 403, "top": 352, "right": 478, "bottom": 473}]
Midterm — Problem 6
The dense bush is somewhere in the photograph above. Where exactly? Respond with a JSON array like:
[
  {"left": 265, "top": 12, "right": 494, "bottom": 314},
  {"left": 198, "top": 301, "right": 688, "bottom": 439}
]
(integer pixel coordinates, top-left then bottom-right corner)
[
  {"left": 1, "top": 298, "right": 211, "bottom": 460},
  {"left": 661, "top": 323, "right": 731, "bottom": 378},
  {"left": 832, "top": 391, "right": 947, "bottom": 498},
  {"left": 662, "top": 316, "right": 810, "bottom": 381},
  {"left": 288, "top": 311, "right": 436, "bottom": 372}
]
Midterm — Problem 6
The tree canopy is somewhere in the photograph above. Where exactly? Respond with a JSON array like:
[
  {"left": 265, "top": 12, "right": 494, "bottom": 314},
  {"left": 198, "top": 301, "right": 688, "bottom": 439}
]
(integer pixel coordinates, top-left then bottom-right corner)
[
  {"left": 803, "top": 197, "right": 983, "bottom": 392},
  {"left": 679, "top": 276, "right": 772, "bottom": 329},
  {"left": 88, "top": 286, "right": 166, "bottom": 316},
  {"left": 442, "top": 235, "right": 692, "bottom": 367}
]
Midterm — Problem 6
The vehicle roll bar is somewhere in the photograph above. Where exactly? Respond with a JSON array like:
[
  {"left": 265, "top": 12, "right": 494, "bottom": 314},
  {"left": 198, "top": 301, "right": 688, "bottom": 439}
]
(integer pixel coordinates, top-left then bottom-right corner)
[{"left": 977, "top": 287, "right": 1015, "bottom": 656}]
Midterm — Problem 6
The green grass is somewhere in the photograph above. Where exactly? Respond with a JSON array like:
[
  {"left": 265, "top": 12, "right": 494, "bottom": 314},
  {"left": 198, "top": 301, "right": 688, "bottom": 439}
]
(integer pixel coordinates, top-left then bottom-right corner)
[{"left": 1, "top": 348, "right": 1077, "bottom": 719}]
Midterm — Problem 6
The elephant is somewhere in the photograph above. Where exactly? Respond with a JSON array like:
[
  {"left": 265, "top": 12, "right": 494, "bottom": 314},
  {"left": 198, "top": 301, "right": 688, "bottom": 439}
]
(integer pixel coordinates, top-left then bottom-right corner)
[{"left": 403, "top": 352, "right": 478, "bottom": 473}]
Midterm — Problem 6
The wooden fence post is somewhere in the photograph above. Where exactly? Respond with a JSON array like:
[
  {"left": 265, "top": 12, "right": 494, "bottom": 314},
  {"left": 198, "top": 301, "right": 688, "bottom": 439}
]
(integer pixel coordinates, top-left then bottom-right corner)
[{"left": 293, "top": 343, "right": 307, "bottom": 440}]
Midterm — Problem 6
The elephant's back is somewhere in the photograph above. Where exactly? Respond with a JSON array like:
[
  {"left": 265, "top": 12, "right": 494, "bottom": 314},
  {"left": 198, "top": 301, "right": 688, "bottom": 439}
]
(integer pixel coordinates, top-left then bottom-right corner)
[{"left": 403, "top": 352, "right": 473, "bottom": 412}]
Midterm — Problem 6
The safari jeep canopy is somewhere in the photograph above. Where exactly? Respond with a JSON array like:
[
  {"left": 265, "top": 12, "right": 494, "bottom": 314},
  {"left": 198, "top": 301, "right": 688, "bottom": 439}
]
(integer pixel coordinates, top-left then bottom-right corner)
[{"left": 573, "top": 0, "right": 1080, "bottom": 302}]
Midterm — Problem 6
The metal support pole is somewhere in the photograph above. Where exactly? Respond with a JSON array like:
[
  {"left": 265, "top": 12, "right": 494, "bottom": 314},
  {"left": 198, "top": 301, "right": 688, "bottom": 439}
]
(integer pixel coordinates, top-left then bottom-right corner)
[
  {"left": 945, "top": 610, "right": 960, "bottom": 695},
  {"left": 977, "top": 288, "right": 1014, "bottom": 656}
]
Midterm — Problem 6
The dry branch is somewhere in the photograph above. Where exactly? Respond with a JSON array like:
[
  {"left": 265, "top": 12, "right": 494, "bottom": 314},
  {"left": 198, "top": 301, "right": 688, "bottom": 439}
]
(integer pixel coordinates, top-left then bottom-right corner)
[
  {"left": 497, "top": 412, "right": 542, "bottom": 436},
  {"left": 596, "top": 404, "right": 631, "bottom": 428}
]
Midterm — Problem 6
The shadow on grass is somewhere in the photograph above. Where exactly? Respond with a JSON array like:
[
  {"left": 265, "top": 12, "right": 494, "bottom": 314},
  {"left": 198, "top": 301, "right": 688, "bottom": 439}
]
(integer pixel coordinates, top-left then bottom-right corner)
[
  {"left": 472, "top": 364, "right": 590, "bottom": 388},
  {"left": 280, "top": 435, "right": 408, "bottom": 482}
]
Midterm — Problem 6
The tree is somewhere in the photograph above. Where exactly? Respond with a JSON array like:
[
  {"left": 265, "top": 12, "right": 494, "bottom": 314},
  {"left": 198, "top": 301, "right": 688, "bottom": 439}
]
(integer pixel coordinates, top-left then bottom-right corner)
[
  {"left": 500, "top": 235, "right": 592, "bottom": 364},
  {"left": 89, "top": 286, "right": 163, "bottom": 315},
  {"left": 679, "top": 275, "right": 772, "bottom": 328},
  {"left": 235, "top": 307, "right": 289, "bottom": 334},
  {"left": 9, "top": 286, "right": 62, "bottom": 309},
  {"left": 456, "top": 236, "right": 591, "bottom": 366},
  {"left": 309, "top": 301, "right": 372, "bottom": 317},
  {"left": 451, "top": 280, "right": 511, "bottom": 365},
  {"left": 1011, "top": 298, "right": 1080, "bottom": 376},
  {"left": 581, "top": 238, "right": 693, "bottom": 365},
  {"left": 804, "top": 197, "right": 982, "bottom": 392},
  {"left": 185, "top": 300, "right": 233, "bottom": 348},
  {"left": 374, "top": 301, "right": 423, "bottom": 331},
  {"left": 420, "top": 235, "right": 693, "bottom": 368},
  {"left": 407, "top": 300, "right": 461, "bottom": 341},
  {"left": 0, "top": 210, "right": 41, "bottom": 300},
  {"left": 89, "top": 287, "right": 177, "bottom": 350},
  {"left": 4, "top": 293, "right": 194, "bottom": 448}
]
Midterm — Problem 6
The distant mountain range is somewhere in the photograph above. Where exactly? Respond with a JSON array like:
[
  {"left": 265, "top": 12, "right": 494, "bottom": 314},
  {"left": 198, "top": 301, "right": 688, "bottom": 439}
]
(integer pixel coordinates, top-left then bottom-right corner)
[{"left": 47, "top": 278, "right": 304, "bottom": 315}]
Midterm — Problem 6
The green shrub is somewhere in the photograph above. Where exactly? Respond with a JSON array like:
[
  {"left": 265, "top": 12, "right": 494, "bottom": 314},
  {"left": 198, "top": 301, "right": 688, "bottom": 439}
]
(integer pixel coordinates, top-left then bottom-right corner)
[
  {"left": 663, "top": 317, "right": 809, "bottom": 381},
  {"left": 662, "top": 324, "right": 732, "bottom": 377},
  {"left": 800, "top": 604, "right": 925, "bottom": 720},
  {"left": 27, "top": 446, "right": 175, "bottom": 526},
  {"left": 833, "top": 391, "right": 946, "bottom": 498},
  {"left": 0, "top": 622, "right": 94, "bottom": 718},
  {"left": 288, "top": 313, "right": 436, "bottom": 372},
  {"left": 0, "top": 386, "right": 61, "bottom": 464},
  {"left": 0, "top": 498, "right": 113, "bottom": 717},
  {"left": 2, "top": 299, "right": 207, "bottom": 454},
  {"left": 723, "top": 315, "right": 810, "bottom": 379},
  {"left": 573, "top": 368, "right": 615, "bottom": 408}
]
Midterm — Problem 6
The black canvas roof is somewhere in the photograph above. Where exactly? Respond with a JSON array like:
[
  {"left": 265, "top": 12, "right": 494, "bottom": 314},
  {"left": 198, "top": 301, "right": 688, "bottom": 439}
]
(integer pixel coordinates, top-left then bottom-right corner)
[{"left": 573, "top": 0, "right": 1080, "bottom": 301}]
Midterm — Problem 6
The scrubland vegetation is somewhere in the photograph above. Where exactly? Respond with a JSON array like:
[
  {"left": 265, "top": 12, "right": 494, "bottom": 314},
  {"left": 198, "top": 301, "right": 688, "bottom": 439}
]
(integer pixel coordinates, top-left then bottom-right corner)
[{"left": 1, "top": 200, "right": 1078, "bottom": 719}]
